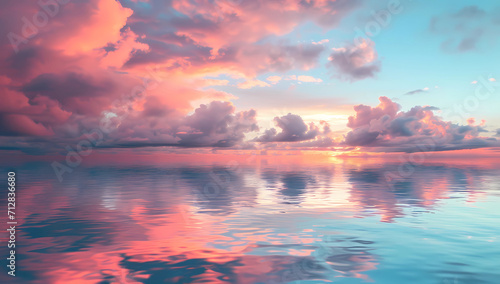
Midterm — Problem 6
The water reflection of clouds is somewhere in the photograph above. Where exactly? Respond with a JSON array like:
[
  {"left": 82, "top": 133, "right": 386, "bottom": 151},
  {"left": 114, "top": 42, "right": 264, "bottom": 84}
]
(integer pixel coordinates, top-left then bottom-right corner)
[
  {"left": 346, "top": 164, "right": 496, "bottom": 222},
  {"left": 2, "top": 159, "right": 499, "bottom": 283}
]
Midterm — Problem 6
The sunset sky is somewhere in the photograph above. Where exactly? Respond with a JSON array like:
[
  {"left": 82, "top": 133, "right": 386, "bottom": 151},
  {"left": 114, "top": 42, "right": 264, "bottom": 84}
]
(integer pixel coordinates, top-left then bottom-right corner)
[
  {"left": 3, "top": 2, "right": 500, "bottom": 283},
  {"left": 1, "top": 0, "right": 499, "bottom": 155}
]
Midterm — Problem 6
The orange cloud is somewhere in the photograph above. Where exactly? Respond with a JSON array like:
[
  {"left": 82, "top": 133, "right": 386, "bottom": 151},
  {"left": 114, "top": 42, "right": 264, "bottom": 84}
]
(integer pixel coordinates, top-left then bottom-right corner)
[{"left": 59, "top": 0, "right": 133, "bottom": 55}]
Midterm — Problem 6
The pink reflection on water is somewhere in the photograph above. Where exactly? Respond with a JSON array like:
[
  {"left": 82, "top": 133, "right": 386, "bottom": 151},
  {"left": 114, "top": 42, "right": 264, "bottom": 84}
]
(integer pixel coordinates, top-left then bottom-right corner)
[{"left": 5, "top": 153, "right": 500, "bottom": 283}]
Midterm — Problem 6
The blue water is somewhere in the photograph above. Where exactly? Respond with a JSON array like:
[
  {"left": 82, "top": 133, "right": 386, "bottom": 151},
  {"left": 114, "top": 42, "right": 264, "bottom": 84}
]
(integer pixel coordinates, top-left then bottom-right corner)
[{"left": 1, "top": 157, "right": 500, "bottom": 283}]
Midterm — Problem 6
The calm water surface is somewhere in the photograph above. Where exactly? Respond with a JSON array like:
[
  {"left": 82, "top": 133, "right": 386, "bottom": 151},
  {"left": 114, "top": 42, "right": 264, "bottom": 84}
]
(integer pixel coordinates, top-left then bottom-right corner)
[{"left": 1, "top": 155, "right": 500, "bottom": 284}]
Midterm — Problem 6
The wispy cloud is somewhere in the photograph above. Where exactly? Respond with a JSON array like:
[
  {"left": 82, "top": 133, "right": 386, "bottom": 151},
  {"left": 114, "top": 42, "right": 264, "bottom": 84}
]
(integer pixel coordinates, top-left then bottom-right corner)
[
  {"left": 266, "top": 76, "right": 282, "bottom": 83},
  {"left": 237, "top": 79, "right": 270, "bottom": 89},
  {"left": 297, "top": 75, "right": 323, "bottom": 83},
  {"left": 313, "top": 39, "right": 330, "bottom": 45},
  {"left": 404, "top": 87, "right": 430, "bottom": 95}
]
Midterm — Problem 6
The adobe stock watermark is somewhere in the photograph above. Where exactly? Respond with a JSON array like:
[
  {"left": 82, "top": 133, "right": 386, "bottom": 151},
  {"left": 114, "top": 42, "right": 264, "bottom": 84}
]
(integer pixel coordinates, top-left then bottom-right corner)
[
  {"left": 200, "top": 151, "right": 259, "bottom": 200},
  {"left": 441, "top": 75, "right": 498, "bottom": 122},
  {"left": 352, "top": 0, "right": 411, "bottom": 46},
  {"left": 199, "top": 104, "right": 292, "bottom": 202},
  {"left": 51, "top": 66, "right": 166, "bottom": 182},
  {"left": 209, "top": 0, "right": 244, "bottom": 19},
  {"left": 442, "top": 277, "right": 459, "bottom": 284},
  {"left": 7, "top": 0, "right": 71, "bottom": 53},
  {"left": 6, "top": 172, "right": 17, "bottom": 277},
  {"left": 384, "top": 136, "right": 437, "bottom": 189},
  {"left": 268, "top": 235, "right": 339, "bottom": 284}
]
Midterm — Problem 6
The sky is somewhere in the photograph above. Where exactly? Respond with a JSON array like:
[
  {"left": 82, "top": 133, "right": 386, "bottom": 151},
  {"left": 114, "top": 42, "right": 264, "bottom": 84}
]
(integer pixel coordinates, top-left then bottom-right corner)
[{"left": 1, "top": 0, "right": 500, "bottom": 155}]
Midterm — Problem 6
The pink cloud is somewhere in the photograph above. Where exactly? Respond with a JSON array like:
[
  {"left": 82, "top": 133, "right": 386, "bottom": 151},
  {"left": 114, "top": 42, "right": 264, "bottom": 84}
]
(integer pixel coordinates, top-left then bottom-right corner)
[
  {"left": 49, "top": 0, "right": 133, "bottom": 56},
  {"left": 297, "top": 75, "right": 322, "bottom": 83},
  {"left": 102, "top": 101, "right": 259, "bottom": 148},
  {"left": 238, "top": 79, "right": 270, "bottom": 89},
  {"left": 0, "top": 114, "right": 54, "bottom": 136},
  {"left": 1, "top": 0, "right": 498, "bottom": 156},
  {"left": 342, "top": 97, "right": 498, "bottom": 152},
  {"left": 170, "top": 0, "right": 360, "bottom": 50},
  {"left": 266, "top": 76, "right": 282, "bottom": 83},
  {"left": 328, "top": 39, "right": 381, "bottom": 81}
]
